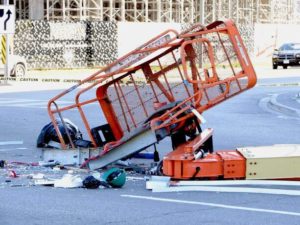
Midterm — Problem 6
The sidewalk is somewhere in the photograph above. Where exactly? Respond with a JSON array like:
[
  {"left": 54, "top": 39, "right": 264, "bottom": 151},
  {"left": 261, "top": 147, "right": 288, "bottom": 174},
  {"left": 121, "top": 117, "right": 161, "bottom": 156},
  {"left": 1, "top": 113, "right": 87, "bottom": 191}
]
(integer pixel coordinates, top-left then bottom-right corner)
[{"left": 0, "top": 64, "right": 300, "bottom": 93}]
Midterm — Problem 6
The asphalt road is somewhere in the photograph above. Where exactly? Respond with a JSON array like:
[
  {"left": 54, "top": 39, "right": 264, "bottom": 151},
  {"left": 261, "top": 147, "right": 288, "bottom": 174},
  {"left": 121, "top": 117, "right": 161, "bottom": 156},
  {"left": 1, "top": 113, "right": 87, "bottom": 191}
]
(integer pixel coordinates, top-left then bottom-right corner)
[{"left": 1, "top": 76, "right": 300, "bottom": 225}]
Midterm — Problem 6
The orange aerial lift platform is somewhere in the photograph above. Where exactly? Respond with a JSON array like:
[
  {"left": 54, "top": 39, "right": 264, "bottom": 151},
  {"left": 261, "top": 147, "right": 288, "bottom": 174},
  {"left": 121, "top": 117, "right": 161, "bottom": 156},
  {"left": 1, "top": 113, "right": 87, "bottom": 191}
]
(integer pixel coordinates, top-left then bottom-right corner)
[{"left": 42, "top": 19, "right": 300, "bottom": 180}]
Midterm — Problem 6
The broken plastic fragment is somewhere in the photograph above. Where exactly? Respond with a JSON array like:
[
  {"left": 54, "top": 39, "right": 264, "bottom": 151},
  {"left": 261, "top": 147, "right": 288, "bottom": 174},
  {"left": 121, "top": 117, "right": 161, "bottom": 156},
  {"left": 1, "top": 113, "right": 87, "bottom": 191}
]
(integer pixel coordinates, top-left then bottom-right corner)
[
  {"left": 9, "top": 170, "right": 18, "bottom": 178},
  {"left": 54, "top": 174, "right": 83, "bottom": 188}
]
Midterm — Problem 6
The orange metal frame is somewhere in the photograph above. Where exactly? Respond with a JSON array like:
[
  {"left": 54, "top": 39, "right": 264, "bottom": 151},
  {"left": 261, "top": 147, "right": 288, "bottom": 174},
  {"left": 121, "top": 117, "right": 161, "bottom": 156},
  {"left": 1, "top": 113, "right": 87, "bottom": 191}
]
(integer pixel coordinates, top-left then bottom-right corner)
[
  {"left": 47, "top": 19, "right": 257, "bottom": 163},
  {"left": 163, "top": 128, "right": 247, "bottom": 179}
]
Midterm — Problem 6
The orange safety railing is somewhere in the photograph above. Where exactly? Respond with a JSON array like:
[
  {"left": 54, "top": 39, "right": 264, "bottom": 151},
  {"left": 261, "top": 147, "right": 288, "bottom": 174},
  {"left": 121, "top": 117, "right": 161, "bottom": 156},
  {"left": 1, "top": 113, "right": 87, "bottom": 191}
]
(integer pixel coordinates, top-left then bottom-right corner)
[{"left": 47, "top": 20, "right": 256, "bottom": 150}]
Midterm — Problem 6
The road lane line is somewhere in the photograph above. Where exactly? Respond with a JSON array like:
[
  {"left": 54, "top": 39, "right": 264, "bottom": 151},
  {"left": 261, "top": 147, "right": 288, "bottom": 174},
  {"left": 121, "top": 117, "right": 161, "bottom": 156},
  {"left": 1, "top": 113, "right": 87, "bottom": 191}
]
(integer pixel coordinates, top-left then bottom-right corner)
[
  {"left": 121, "top": 195, "right": 300, "bottom": 217},
  {"left": 0, "top": 98, "right": 96, "bottom": 109},
  {"left": 0, "top": 141, "right": 23, "bottom": 146},
  {"left": 150, "top": 186, "right": 300, "bottom": 195},
  {"left": 0, "top": 148, "right": 21, "bottom": 152}
]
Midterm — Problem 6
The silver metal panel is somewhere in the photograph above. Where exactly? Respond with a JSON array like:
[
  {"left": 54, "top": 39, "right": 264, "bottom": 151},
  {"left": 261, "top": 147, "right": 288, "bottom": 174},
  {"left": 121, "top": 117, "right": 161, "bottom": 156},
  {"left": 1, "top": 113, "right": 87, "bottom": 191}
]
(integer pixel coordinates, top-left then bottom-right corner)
[
  {"left": 41, "top": 148, "right": 100, "bottom": 165},
  {"left": 88, "top": 129, "right": 157, "bottom": 170}
]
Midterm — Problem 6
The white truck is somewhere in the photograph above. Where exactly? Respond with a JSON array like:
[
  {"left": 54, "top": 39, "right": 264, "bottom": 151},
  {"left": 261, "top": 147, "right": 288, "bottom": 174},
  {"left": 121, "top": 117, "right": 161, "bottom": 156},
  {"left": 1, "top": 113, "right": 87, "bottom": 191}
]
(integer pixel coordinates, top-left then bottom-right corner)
[{"left": 0, "top": 35, "right": 27, "bottom": 77}]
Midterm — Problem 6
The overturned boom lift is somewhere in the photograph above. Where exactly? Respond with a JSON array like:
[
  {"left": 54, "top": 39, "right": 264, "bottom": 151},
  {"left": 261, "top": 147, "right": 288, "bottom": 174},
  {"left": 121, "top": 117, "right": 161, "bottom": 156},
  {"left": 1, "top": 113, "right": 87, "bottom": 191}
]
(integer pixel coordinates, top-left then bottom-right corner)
[{"left": 47, "top": 20, "right": 259, "bottom": 179}]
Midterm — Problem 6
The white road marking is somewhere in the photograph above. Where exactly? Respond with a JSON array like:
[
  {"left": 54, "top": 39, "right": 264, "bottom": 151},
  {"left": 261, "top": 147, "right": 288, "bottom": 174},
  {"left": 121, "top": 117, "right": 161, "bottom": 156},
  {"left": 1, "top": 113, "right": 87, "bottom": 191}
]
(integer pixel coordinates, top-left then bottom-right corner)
[
  {"left": 0, "top": 97, "right": 42, "bottom": 101},
  {"left": 0, "top": 98, "right": 96, "bottom": 109},
  {"left": 0, "top": 141, "right": 23, "bottom": 146},
  {"left": 0, "top": 148, "right": 20, "bottom": 152},
  {"left": 0, "top": 98, "right": 70, "bottom": 109},
  {"left": 121, "top": 195, "right": 300, "bottom": 217},
  {"left": 150, "top": 186, "right": 300, "bottom": 196}
]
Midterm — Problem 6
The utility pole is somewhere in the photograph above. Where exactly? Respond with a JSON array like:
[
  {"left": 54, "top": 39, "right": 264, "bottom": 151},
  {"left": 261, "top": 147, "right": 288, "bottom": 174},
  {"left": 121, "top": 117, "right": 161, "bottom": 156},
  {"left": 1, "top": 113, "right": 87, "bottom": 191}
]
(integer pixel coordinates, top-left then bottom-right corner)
[
  {"left": 4, "top": 0, "right": 9, "bottom": 85},
  {"left": 198, "top": 0, "right": 205, "bottom": 69},
  {"left": 200, "top": 0, "right": 204, "bottom": 25}
]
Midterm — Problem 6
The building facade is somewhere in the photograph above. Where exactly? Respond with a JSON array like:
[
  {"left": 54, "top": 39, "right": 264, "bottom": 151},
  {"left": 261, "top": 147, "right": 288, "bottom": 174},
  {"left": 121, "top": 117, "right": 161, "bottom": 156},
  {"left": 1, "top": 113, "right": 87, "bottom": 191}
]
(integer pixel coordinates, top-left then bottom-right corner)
[{"left": 7, "top": 0, "right": 300, "bottom": 25}]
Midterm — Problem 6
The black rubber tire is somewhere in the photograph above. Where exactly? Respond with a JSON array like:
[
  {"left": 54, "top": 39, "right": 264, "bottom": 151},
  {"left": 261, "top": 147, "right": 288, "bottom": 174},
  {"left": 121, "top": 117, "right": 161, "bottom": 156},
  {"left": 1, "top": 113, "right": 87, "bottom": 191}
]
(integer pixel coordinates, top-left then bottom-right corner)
[
  {"left": 273, "top": 65, "right": 278, "bottom": 69},
  {"left": 13, "top": 63, "right": 26, "bottom": 77},
  {"left": 156, "top": 160, "right": 164, "bottom": 176},
  {"left": 283, "top": 65, "right": 288, "bottom": 69}
]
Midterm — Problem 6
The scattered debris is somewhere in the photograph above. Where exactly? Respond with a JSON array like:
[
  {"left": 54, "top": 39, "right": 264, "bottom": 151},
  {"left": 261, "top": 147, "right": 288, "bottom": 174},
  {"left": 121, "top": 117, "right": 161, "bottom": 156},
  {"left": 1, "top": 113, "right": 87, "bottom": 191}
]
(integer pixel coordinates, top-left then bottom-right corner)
[
  {"left": 29, "top": 173, "right": 45, "bottom": 179},
  {"left": 34, "top": 179, "right": 56, "bottom": 186},
  {"left": 82, "top": 176, "right": 107, "bottom": 189},
  {"left": 36, "top": 118, "right": 83, "bottom": 149},
  {"left": 91, "top": 171, "right": 101, "bottom": 180},
  {"left": 0, "top": 160, "right": 5, "bottom": 168},
  {"left": 126, "top": 176, "right": 145, "bottom": 181},
  {"left": 102, "top": 168, "right": 126, "bottom": 188},
  {"left": 54, "top": 174, "right": 83, "bottom": 188},
  {"left": 149, "top": 185, "right": 300, "bottom": 196},
  {"left": 38, "top": 160, "right": 59, "bottom": 167},
  {"left": 64, "top": 165, "right": 89, "bottom": 173},
  {"left": 146, "top": 176, "right": 170, "bottom": 190},
  {"left": 0, "top": 159, "right": 142, "bottom": 190},
  {"left": 116, "top": 160, "right": 131, "bottom": 167},
  {"left": 52, "top": 167, "right": 61, "bottom": 171},
  {"left": 9, "top": 170, "right": 18, "bottom": 178},
  {"left": 146, "top": 176, "right": 300, "bottom": 195},
  {"left": 133, "top": 152, "right": 154, "bottom": 160},
  {"left": 10, "top": 161, "right": 38, "bottom": 166}
]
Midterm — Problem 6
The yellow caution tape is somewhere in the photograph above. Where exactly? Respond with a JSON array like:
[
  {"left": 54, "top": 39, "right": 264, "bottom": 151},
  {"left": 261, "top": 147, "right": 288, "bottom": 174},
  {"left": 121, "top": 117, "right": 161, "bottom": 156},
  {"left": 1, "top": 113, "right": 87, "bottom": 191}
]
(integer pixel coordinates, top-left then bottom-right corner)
[
  {"left": 1, "top": 35, "right": 6, "bottom": 65},
  {"left": 0, "top": 77, "right": 98, "bottom": 83}
]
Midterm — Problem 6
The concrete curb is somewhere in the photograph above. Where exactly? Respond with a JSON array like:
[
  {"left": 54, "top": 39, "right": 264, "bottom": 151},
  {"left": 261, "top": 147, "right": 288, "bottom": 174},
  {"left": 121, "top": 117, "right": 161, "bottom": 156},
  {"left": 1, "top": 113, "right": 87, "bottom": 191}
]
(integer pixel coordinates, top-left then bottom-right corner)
[
  {"left": 257, "top": 82, "right": 300, "bottom": 87},
  {"left": 267, "top": 94, "right": 300, "bottom": 118}
]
